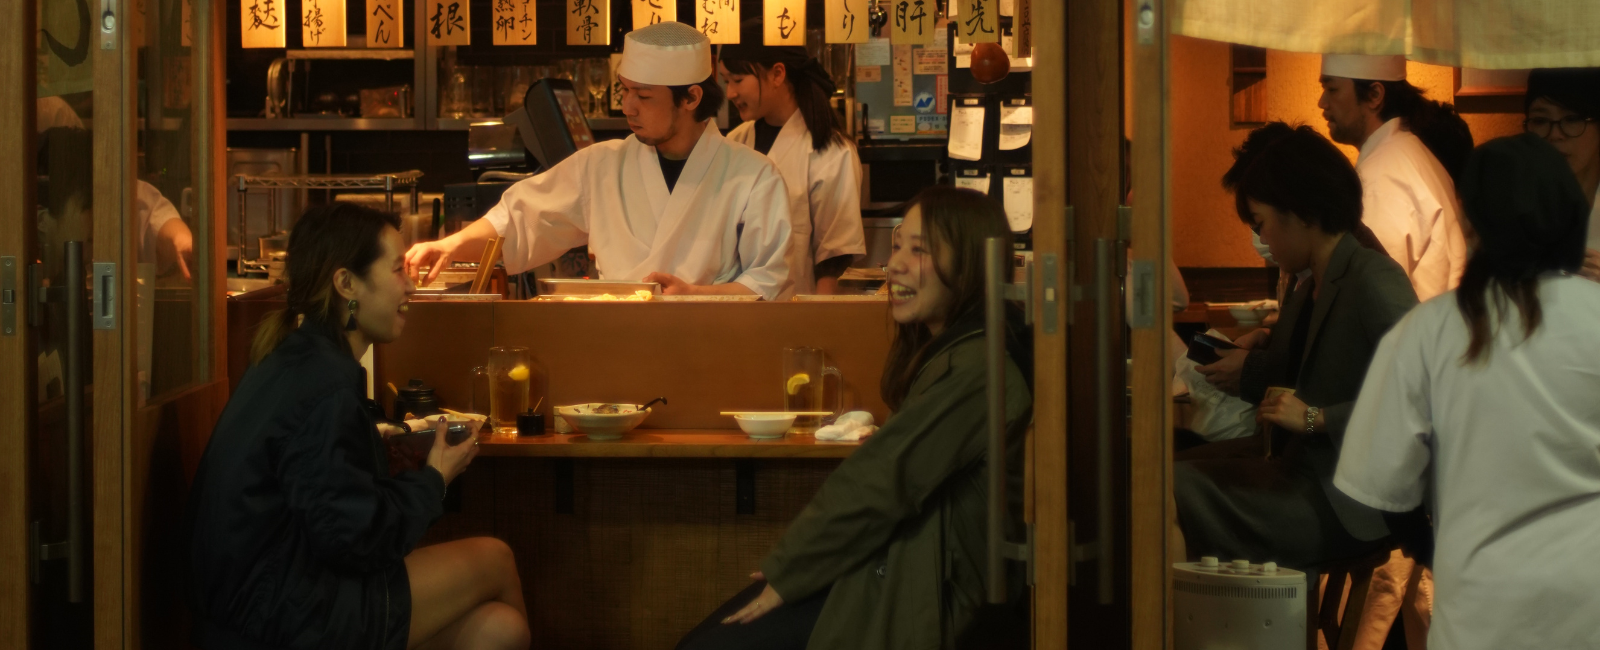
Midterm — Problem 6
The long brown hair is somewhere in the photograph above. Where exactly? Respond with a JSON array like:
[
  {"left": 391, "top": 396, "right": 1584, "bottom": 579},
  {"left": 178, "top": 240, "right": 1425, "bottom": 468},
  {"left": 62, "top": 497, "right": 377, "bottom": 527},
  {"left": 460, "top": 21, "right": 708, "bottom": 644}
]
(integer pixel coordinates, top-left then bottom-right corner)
[
  {"left": 880, "top": 186, "right": 1013, "bottom": 409},
  {"left": 1454, "top": 133, "right": 1589, "bottom": 363},
  {"left": 721, "top": 57, "right": 845, "bottom": 152},
  {"left": 250, "top": 203, "right": 401, "bottom": 365}
]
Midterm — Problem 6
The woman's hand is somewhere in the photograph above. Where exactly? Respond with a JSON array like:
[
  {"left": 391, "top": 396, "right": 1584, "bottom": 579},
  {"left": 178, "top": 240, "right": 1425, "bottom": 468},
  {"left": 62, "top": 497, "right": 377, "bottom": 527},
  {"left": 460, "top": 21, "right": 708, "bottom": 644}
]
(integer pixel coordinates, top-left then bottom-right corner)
[
  {"left": 425, "top": 417, "right": 479, "bottom": 486},
  {"left": 405, "top": 237, "right": 460, "bottom": 288},
  {"left": 1580, "top": 248, "right": 1600, "bottom": 283},
  {"left": 1257, "top": 391, "right": 1319, "bottom": 433},
  {"left": 722, "top": 573, "right": 784, "bottom": 625}
]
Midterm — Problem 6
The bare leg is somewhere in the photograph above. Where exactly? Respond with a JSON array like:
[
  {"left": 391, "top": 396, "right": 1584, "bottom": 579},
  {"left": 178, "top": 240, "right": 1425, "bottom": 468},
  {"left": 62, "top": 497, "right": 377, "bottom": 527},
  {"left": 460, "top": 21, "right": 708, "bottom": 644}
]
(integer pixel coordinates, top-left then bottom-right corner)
[{"left": 404, "top": 537, "right": 528, "bottom": 650}]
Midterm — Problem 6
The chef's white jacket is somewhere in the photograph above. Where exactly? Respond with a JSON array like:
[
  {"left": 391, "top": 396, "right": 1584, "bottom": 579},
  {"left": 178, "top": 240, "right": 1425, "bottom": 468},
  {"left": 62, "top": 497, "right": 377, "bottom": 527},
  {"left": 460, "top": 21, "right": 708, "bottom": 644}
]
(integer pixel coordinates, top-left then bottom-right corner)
[
  {"left": 1356, "top": 118, "right": 1469, "bottom": 302},
  {"left": 483, "top": 122, "right": 794, "bottom": 300},
  {"left": 726, "top": 111, "right": 866, "bottom": 297},
  {"left": 1336, "top": 275, "right": 1600, "bottom": 650}
]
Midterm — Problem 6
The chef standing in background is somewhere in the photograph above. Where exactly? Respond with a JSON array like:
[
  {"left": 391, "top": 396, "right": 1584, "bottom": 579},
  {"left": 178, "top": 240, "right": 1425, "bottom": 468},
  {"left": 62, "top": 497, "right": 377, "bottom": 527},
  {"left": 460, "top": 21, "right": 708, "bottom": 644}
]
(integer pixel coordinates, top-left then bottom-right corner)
[
  {"left": 1317, "top": 54, "right": 1472, "bottom": 302},
  {"left": 720, "top": 21, "right": 866, "bottom": 297},
  {"left": 405, "top": 22, "right": 794, "bottom": 300}
]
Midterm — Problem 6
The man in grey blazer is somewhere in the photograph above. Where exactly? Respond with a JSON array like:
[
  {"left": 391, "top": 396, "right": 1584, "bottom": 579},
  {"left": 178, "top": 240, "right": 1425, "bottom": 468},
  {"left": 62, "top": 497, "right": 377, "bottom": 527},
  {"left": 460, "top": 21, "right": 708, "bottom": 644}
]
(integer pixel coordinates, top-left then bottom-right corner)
[{"left": 1176, "top": 123, "right": 1420, "bottom": 569}]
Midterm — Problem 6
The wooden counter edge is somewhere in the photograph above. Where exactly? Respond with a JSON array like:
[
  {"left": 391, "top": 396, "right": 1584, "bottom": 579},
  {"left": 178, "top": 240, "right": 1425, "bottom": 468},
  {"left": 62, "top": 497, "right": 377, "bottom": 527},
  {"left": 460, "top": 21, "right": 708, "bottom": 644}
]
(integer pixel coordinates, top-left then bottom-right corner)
[{"left": 475, "top": 431, "right": 860, "bottom": 459}]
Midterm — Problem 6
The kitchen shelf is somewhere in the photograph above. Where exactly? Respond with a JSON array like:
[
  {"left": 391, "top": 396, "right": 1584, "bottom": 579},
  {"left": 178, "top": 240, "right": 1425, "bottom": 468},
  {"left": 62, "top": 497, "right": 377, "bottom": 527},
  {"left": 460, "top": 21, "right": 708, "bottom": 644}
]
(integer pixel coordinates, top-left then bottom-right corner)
[
  {"left": 286, "top": 48, "right": 415, "bottom": 60},
  {"left": 435, "top": 117, "right": 631, "bottom": 131},
  {"left": 227, "top": 117, "right": 421, "bottom": 131},
  {"left": 234, "top": 170, "right": 422, "bottom": 190},
  {"left": 477, "top": 430, "right": 859, "bottom": 459}
]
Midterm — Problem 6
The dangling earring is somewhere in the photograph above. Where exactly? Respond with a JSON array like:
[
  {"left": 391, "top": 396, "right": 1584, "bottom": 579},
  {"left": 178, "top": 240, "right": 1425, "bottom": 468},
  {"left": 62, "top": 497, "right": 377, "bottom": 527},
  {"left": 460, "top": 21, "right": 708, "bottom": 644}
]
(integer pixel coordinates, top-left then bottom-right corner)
[{"left": 345, "top": 299, "right": 359, "bottom": 331}]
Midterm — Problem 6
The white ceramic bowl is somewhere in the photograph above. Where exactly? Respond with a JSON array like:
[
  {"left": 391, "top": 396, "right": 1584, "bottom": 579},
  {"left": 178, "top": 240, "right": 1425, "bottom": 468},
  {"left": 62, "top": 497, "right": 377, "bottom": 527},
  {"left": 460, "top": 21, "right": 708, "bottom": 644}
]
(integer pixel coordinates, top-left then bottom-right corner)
[
  {"left": 1228, "top": 305, "right": 1274, "bottom": 326},
  {"left": 556, "top": 403, "right": 652, "bottom": 441},
  {"left": 733, "top": 414, "right": 796, "bottom": 439}
]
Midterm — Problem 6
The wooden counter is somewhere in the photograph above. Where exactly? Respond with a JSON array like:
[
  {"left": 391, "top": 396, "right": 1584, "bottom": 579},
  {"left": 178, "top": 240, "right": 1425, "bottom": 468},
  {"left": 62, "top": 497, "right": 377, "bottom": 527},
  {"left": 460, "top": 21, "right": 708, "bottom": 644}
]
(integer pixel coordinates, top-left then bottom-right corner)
[{"left": 477, "top": 430, "right": 859, "bottom": 458}]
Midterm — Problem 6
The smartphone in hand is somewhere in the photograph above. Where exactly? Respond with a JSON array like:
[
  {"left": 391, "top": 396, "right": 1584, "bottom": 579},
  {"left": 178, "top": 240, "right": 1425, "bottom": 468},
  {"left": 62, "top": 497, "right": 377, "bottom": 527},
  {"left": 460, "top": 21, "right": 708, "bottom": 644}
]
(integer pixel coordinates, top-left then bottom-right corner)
[{"left": 1186, "top": 333, "right": 1240, "bottom": 365}]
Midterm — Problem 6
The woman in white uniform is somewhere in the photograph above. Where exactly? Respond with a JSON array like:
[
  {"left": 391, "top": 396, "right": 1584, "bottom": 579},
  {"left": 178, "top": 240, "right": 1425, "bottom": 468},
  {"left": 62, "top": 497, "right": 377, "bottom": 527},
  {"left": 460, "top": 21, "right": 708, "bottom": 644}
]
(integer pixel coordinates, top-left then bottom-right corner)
[
  {"left": 719, "top": 22, "right": 865, "bottom": 296},
  {"left": 1337, "top": 133, "right": 1600, "bottom": 650},
  {"left": 405, "top": 22, "right": 794, "bottom": 300},
  {"left": 1523, "top": 68, "right": 1600, "bottom": 282}
]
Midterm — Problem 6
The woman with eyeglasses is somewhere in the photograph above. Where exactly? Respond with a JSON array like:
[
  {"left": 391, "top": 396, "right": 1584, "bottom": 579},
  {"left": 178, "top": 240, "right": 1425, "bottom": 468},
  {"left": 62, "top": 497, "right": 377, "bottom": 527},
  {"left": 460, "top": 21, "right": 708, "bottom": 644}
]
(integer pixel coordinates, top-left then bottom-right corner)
[{"left": 1523, "top": 68, "right": 1600, "bottom": 281}]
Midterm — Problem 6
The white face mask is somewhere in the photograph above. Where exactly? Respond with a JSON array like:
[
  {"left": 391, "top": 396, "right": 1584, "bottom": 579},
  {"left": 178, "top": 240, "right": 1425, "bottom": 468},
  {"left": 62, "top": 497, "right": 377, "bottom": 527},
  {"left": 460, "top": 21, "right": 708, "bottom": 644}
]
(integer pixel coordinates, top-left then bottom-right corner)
[{"left": 1251, "top": 232, "right": 1275, "bottom": 266}]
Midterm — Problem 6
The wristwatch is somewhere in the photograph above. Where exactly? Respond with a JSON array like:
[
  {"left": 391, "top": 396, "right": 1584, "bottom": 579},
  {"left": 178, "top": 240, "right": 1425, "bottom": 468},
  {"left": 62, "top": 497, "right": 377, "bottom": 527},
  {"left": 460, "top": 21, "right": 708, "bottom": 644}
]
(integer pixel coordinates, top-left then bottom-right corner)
[{"left": 1304, "top": 406, "right": 1320, "bottom": 434}]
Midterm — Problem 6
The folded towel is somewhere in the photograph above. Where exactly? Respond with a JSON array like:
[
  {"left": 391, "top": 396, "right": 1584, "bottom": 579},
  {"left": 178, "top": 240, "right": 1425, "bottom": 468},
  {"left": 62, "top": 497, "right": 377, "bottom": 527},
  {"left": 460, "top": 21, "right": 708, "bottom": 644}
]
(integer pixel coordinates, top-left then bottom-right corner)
[{"left": 815, "top": 411, "right": 877, "bottom": 441}]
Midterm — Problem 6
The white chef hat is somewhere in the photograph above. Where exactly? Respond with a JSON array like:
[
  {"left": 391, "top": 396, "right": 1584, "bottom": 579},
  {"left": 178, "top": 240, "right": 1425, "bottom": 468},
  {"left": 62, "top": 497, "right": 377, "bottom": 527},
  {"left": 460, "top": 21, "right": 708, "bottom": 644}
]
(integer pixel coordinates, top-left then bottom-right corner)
[
  {"left": 1320, "top": 54, "right": 1407, "bottom": 82},
  {"left": 618, "top": 22, "right": 713, "bottom": 86}
]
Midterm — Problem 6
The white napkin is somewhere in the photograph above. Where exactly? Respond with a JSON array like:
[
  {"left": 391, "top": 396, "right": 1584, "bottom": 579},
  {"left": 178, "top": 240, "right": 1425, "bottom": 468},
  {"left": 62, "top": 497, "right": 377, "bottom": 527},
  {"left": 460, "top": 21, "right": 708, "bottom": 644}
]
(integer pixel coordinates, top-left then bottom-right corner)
[{"left": 815, "top": 411, "right": 877, "bottom": 442}]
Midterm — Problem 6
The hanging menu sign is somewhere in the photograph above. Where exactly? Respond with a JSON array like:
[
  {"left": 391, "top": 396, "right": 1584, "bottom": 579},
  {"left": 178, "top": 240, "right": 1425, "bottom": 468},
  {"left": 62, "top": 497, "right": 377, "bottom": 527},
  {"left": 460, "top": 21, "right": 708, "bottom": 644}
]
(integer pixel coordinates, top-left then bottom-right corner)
[
  {"left": 957, "top": 0, "right": 999, "bottom": 44},
  {"left": 826, "top": 0, "right": 867, "bottom": 43},
  {"left": 494, "top": 0, "right": 537, "bottom": 45},
  {"left": 697, "top": 0, "right": 739, "bottom": 44},
  {"left": 428, "top": 0, "right": 471, "bottom": 45},
  {"left": 567, "top": 0, "right": 609, "bottom": 45},
  {"left": 764, "top": 0, "right": 805, "bottom": 46},
  {"left": 241, "top": 0, "right": 286, "bottom": 48},
  {"left": 889, "top": 0, "right": 934, "bottom": 45},
  {"left": 1014, "top": 0, "right": 1031, "bottom": 57},
  {"left": 302, "top": 0, "right": 347, "bottom": 47},
  {"left": 368, "top": 0, "right": 404, "bottom": 47},
  {"left": 631, "top": 0, "right": 675, "bottom": 29},
  {"left": 181, "top": 0, "right": 193, "bottom": 46}
]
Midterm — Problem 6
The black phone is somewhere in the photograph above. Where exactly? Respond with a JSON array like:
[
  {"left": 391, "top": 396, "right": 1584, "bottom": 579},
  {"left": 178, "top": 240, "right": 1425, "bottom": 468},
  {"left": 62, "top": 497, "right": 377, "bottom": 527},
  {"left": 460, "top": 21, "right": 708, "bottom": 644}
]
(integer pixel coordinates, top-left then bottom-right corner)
[{"left": 1186, "top": 333, "right": 1240, "bottom": 366}]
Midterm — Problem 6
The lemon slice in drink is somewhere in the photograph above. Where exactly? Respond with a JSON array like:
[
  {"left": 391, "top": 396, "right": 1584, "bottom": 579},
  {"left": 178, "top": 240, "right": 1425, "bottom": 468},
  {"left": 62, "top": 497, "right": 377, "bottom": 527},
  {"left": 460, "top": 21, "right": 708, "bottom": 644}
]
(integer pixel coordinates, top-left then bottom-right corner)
[
  {"left": 786, "top": 372, "right": 811, "bottom": 396},
  {"left": 508, "top": 364, "right": 530, "bottom": 382}
]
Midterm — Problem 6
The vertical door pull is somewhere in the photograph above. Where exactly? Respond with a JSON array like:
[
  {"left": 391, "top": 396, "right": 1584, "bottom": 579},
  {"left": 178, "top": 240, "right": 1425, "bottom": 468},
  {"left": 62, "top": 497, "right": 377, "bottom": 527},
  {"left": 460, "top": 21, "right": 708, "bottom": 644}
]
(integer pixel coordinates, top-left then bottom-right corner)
[{"left": 92, "top": 262, "right": 116, "bottom": 330}]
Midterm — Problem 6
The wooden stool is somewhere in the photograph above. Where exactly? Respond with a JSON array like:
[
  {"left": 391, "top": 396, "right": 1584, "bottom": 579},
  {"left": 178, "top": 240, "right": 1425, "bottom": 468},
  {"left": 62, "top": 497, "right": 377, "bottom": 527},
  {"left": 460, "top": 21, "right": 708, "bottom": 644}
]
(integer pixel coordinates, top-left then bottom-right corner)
[{"left": 1307, "top": 547, "right": 1394, "bottom": 650}]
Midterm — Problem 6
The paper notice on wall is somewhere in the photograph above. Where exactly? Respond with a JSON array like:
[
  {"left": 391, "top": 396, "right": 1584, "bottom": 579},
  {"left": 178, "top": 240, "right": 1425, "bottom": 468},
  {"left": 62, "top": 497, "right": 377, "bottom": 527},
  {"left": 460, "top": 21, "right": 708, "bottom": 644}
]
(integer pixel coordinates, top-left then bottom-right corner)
[
  {"left": 893, "top": 45, "right": 914, "bottom": 106},
  {"left": 890, "top": 115, "right": 917, "bottom": 134},
  {"left": 998, "top": 104, "right": 1032, "bottom": 150},
  {"left": 914, "top": 48, "right": 948, "bottom": 75},
  {"left": 948, "top": 104, "right": 985, "bottom": 161},
  {"left": 953, "top": 40, "right": 975, "bottom": 68},
  {"left": 1003, "top": 176, "right": 1034, "bottom": 232},
  {"left": 955, "top": 174, "right": 991, "bottom": 194},
  {"left": 857, "top": 37, "right": 892, "bottom": 66},
  {"left": 856, "top": 65, "right": 882, "bottom": 82}
]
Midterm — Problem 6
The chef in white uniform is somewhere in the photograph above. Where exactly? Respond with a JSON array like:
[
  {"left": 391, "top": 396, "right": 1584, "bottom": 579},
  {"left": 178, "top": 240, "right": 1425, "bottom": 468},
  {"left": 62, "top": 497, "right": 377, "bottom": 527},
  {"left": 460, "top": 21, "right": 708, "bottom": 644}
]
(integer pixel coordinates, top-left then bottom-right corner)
[
  {"left": 1318, "top": 54, "right": 1469, "bottom": 302},
  {"left": 405, "top": 22, "right": 794, "bottom": 300},
  {"left": 719, "top": 23, "right": 865, "bottom": 296}
]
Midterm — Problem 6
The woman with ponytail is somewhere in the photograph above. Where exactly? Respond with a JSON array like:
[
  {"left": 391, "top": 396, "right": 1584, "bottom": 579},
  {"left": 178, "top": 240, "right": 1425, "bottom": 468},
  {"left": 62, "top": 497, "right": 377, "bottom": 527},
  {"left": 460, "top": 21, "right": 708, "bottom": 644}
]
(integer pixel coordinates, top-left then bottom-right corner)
[
  {"left": 191, "top": 203, "right": 529, "bottom": 650},
  {"left": 1337, "top": 134, "right": 1600, "bottom": 650},
  {"left": 720, "top": 21, "right": 866, "bottom": 297}
]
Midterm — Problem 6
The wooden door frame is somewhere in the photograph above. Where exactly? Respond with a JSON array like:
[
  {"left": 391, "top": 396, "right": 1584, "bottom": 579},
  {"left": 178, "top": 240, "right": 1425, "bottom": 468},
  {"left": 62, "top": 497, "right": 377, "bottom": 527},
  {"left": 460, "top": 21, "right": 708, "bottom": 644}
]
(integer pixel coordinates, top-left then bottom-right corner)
[
  {"left": 0, "top": 0, "right": 40, "bottom": 645},
  {"left": 1129, "top": 0, "right": 1173, "bottom": 648}
]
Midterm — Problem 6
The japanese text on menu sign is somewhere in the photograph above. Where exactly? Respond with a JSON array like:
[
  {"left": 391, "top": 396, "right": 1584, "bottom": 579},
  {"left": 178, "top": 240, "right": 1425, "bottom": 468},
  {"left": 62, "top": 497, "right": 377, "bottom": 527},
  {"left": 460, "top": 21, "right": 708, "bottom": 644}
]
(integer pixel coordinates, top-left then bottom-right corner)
[
  {"left": 302, "top": 0, "right": 347, "bottom": 47},
  {"left": 1013, "top": 0, "right": 1031, "bottom": 56},
  {"left": 568, "top": 0, "right": 608, "bottom": 45},
  {"left": 957, "top": 0, "right": 998, "bottom": 44},
  {"left": 826, "top": 0, "right": 868, "bottom": 43},
  {"left": 890, "top": 0, "right": 933, "bottom": 45},
  {"left": 429, "top": 0, "right": 471, "bottom": 45},
  {"left": 367, "top": 0, "right": 404, "bottom": 47},
  {"left": 494, "top": 0, "right": 537, "bottom": 44},
  {"left": 765, "top": 0, "right": 804, "bottom": 45},
  {"left": 697, "top": 0, "right": 739, "bottom": 44},
  {"left": 632, "top": 0, "right": 675, "bottom": 29},
  {"left": 241, "top": 0, "right": 286, "bottom": 48}
]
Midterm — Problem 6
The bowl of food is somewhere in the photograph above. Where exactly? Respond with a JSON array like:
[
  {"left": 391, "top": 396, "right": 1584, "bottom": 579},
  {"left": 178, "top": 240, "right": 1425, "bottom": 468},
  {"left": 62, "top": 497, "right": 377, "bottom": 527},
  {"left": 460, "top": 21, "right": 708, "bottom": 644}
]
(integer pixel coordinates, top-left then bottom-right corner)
[
  {"left": 1226, "top": 300, "right": 1278, "bottom": 327},
  {"left": 556, "top": 403, "right": 654, "bottom": 440},
  {"left": 732, "top": 414, "right": 796, "bottom": 439}
]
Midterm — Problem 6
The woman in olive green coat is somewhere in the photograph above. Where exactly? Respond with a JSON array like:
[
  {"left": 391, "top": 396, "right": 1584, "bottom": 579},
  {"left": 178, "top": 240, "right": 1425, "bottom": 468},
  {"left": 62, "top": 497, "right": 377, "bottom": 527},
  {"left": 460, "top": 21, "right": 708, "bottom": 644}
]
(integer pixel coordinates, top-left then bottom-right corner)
[{"left": 677, "top": 187, "right": 1035, "bottom": 650}]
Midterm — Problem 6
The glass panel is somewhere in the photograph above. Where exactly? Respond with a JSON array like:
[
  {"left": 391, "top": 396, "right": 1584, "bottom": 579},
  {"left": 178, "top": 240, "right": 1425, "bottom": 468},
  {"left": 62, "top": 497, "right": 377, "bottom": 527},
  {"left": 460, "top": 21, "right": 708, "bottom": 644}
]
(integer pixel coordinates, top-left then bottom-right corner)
[{"left": 135, "top": 0, "right": 208, "bottom": 403}]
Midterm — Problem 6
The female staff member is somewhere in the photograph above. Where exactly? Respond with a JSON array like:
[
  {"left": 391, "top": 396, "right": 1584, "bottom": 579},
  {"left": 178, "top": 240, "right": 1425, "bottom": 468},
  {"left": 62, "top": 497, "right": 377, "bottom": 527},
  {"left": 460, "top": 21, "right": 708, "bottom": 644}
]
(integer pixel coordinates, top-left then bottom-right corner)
[
  {"left": 1337, "top": 134, "right": 1600, "bottom": 650},
  {"left": 1523, "top": 67, "right": 1600, "bottom": 281},
  {"left": 720, "top": 22, "right": 866, "bottom": 296},
  {"left": 189, "top": 204, "right": 529, "bottom": 650},
  {"left": 675, "top": 187, "right": 1032, "bottom": 650}
]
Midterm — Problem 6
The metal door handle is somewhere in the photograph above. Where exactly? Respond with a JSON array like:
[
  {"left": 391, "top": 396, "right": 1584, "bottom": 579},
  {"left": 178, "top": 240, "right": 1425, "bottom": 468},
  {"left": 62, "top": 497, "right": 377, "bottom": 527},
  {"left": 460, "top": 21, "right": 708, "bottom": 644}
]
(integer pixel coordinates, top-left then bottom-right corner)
[
  {"left": 64, "top": 242, "right": 87, "bottom": 603},
  {"left": 984, "top": 238, "right": 1032, "bottom": 603},
  {"left": 1091, "top": 238, "right": 1115, "bottom": 605}
]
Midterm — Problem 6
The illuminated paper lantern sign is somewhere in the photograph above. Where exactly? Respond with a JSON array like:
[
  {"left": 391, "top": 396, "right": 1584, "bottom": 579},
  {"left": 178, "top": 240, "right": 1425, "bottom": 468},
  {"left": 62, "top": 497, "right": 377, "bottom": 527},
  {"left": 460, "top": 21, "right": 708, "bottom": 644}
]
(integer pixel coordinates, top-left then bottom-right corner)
[
  {"left": 241, "top": 0, "right": 286, "bottom": 48},
  {"left": 826, "top": 0, "right": 868, "bottom": 44},
  {"left": 367, "top": 0, "right": 404, "bottom": 47},
  {"left": 302, "top": 0, "right": 347, "bottom": 47},
  {"left": 956, "top": 0, "right": 999, "bottom": 44},
  {"left": 765, "top": 0, "right": 805, "bottom": 46},
  {"left": 427, "top": 0, "right": 471, "bottom": 45},
  {"left": 632, "top": 0, "right": 675, "bottom": 29},
  {"left": 889, "top": 0, "right": 933, "bottom": 45},
  {"left": 567, "top": 0, "right": 609, "bottom": 46},
  {"left": 697, "top": 0, "right": 739, "bottom": 44},
  {"left": 494, "top": 0, "right": 537, "bottom": 45}
]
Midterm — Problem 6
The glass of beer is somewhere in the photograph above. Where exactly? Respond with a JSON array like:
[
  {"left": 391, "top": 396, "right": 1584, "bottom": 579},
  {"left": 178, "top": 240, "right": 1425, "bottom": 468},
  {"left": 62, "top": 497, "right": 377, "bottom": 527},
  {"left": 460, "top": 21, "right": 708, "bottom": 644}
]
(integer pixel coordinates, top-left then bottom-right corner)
[
  {"left": 488, "top": 346, "right": 531, "bottom": 434},
  {"left": 782, "top": 347, "right": 842, "bottom": 435}
]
